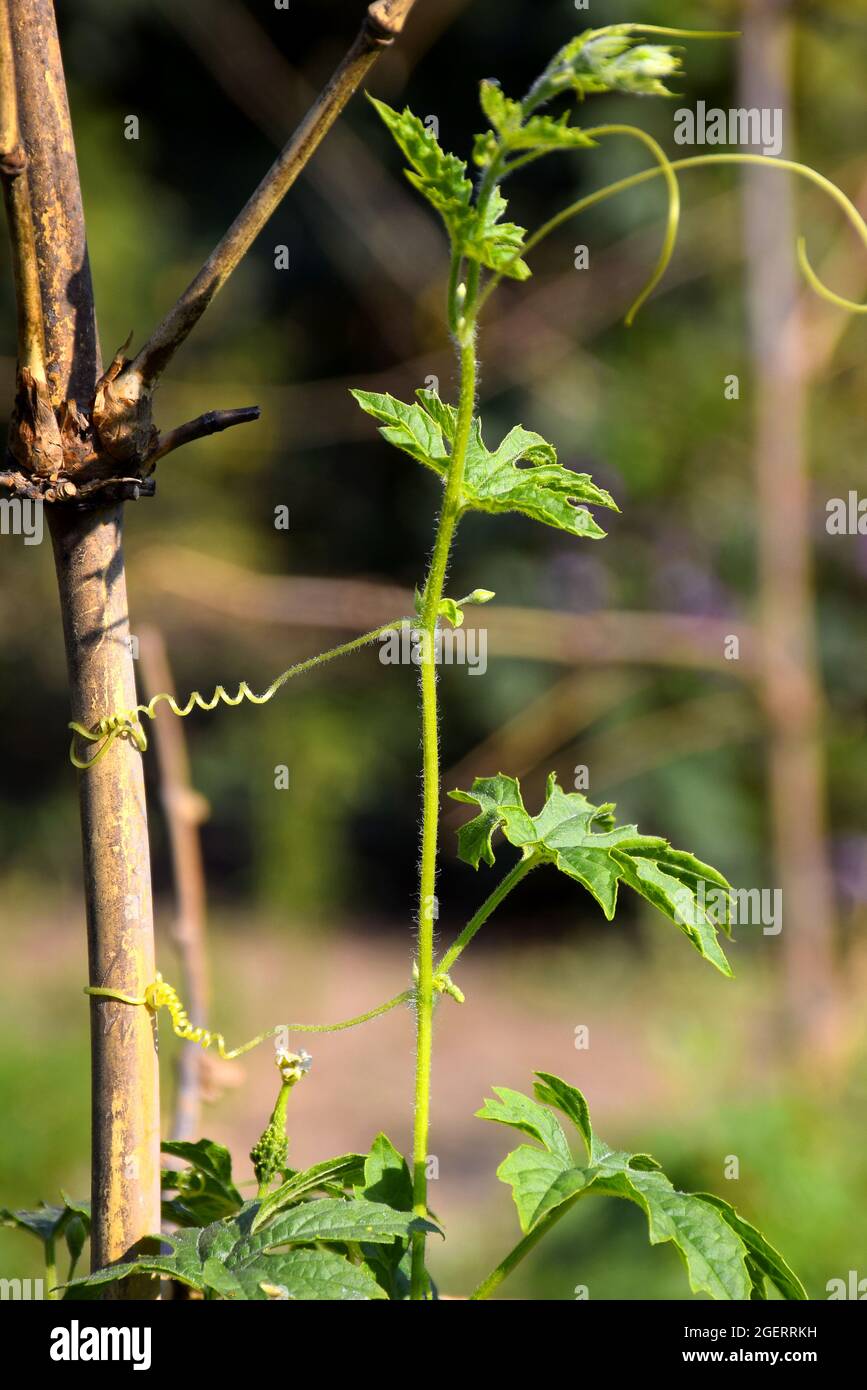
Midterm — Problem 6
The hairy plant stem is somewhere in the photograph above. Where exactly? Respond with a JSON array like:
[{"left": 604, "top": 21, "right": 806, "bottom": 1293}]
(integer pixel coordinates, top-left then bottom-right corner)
[
  {"left": 410, "top": 333, "right": 477, "bottom": 1299},
  {"left": 470, "top": 1190, "right": 586, "bottom": 1300}
]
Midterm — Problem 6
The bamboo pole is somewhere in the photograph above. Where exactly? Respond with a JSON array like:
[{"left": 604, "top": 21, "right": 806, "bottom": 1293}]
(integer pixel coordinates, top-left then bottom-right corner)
[
  {"left": 2, "top": 0, "right": 161, "bottom": 1288},
  {"left": 1, "top": 0, "right": 422, "bottom": 1285}
]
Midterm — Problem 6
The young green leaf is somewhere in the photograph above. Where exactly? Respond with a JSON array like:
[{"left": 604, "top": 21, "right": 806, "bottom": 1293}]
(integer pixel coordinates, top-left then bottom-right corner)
[
  {"left": 351, "top": 387, "right": 616, "bottom": 539},
  {"left": 532, "top": 1071, "right": 595, "bottom": 1160},
  {"left": 477, "top": 79, "right": 597, "bottom": 166},
  {"left": 363, "top": 1134, "right": 414, "bottom": 1213},
  {"left": 437, "top": 598, "right": 464, "bottom": 628},
  {"left": 368, "top": 96, "right": 530, "bottom": 278},
  {"left": 462, "top": 186, "right": 531, "bottom": 281},
  {"left": 475, "top": 1085, "right": 572, "bottom": 1164},
  {"left": 360, "top": 1135, "right": 416, "bottom": 1300},
  {"left": 1, "top": 1196, "right": 92, "bottom": 1274},
  {"left": 161, "top": 1138, "right": 240, "bottom": 1196},
  {"left": 461, "top": 419, "right": 615, "bottom": 537},
  {"left": 450, "top": 772, "right": 734, "bottom": 974},
  {"left": 496, "top": 1145, "right": 589, "bottom": 1232},
  {"left": 368, "top": 98, "right": 474, "bottom": 245},
  {"left": 349, "top": 390, "right": 449, "bottom": 476}
]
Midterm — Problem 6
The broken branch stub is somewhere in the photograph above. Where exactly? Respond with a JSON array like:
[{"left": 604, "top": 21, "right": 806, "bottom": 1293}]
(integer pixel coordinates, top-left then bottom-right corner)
[{"left": 1, "top": 348, "right": 260, "bottom": 506}]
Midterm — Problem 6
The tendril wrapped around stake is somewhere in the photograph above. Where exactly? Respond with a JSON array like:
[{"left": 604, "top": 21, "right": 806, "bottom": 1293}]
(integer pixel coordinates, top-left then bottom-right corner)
[
  {"left": 67, "top": 619, "right": 409, "bottom": 770},
  {"left": 84, "top": 973, "right": 428, "bottom": 1060},
  {"left": 85, "top": 974, "right": 279, "bottom": 1061}
]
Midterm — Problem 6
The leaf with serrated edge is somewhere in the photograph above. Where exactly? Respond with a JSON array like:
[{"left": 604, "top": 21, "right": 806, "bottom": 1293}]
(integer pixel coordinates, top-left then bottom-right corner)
[
  {"left": 231, "top": 1198, "right": 438, "bottom": 1267},
  {"left": 350, "top": 390, "right": 447, "bottom": 475},
  {"left": 460, "top": 416, "right": 616, "bottom": 536},
  {"left": 587, "top": 1159, "right": 751, "bottom": 1300},
  {"left": 478, "top": 81, "right": 597, "bottom": 157},
  {"left": 353, "top": 388, "right": 615, "bottom": 541},
  {"left": 252, "top": 1153, "right": 366, "bottom": 1231},
  {"left": 694, "top": 1194, "right": 807, "bottom": 1301},
  {"left": 449, "top": 772, "right": 733, "bottom": 974},
  {"left": 532, "top": 1072, "right": 595, "bottom": 1161},
  {"left": 481, "top": 1075, "right": 802, "bottom": 1301},
  {"left": 230, "top": 1248, "right": 387, "bottom": 1301},
  {"left": 368, "top": 99, "right": 473, "bottom": 241},
  {"left": 496, "top": 1145, "right": 582, "bottom": 1232},
  {"left": 475, "top": 1086, "right": 572, "bottom": 1164}
]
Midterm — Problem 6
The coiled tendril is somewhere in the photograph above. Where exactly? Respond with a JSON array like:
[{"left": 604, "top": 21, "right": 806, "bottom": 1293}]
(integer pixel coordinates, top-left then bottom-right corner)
[
  {"left": 85, "top": 973, "right": 278, "bottom": 1060},
  {"left": 84, "top": 973, "right": 422, "bottom": 1058},
  {"left": 68, "top": 619, "right": 408, "bottom": 770}
]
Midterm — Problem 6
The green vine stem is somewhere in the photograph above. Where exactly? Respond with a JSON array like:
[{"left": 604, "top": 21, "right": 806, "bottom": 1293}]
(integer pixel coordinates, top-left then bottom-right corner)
[
  {"left": 470, "top": 1190, "right": 586, "bottom": 1300},
  {"left": 86, "top": 975, "right": 413, "bottom": 1058},
  {"left": 436, "top": 852, "right": 540, "bottom": 977},
  {"left": 410, "top": 336, "right": 478, "bottom": 1299},
  {"left": 44, "top": 1237, "right": 58, "bottom": 1302}
]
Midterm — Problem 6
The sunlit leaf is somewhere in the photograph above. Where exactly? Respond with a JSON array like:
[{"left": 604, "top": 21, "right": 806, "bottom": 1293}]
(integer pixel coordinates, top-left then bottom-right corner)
[
  {"left": 450, "top": 772, "right": 733, "bottom": 974},
  {"left": 479, "top": 1074, "right": 803, "bottom": 1301}
]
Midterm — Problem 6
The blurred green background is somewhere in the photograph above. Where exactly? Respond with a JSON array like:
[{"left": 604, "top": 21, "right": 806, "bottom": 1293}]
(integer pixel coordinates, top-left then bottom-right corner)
[{"left": 1, "top": 0, "right": 866, "bottom": 1299}]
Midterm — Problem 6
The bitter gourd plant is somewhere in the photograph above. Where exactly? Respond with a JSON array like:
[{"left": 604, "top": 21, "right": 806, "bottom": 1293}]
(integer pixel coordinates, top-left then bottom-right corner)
[{"left": 9, "top": 20, "right": 866, "bottom": 1300}]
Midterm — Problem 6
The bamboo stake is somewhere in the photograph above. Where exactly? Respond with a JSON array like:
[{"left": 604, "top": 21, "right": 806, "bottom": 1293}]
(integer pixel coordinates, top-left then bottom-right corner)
[{"left": 3, "top": 0, "right": 162, "bottom": 1291}]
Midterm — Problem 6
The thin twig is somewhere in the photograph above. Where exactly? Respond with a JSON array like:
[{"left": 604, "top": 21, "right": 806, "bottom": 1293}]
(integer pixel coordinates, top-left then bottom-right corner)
[
  {"left": 158, "top": 0, "right": 442, "bottom": 318},
  {"left": 148, "top": 405, "right": 260, "bottom": 464},
  {"left": 130, "top": 0, "right": 420, "bottom": 390}
]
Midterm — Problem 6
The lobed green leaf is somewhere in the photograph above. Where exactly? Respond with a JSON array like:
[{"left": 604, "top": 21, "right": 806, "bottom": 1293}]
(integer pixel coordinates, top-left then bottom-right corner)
[
  {"left": 479, "top": 1073, "right": 803, "bottom": 1301},
  {"left": 450, "top": 772, "right": 734, "bottom": 974}
]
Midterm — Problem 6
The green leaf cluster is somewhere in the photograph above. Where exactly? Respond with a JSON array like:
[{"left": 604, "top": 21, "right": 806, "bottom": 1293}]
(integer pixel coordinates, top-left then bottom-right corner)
[
  {"left": 369, "top": 98, "right": 530, "bottom": 279},
  {"left": 551, "top": 30, "right": 683, "bottom": 100},
  {"left": 1, "top": 1194, "right": 90, "bottom": 1290},
  {"left": 64, "top": 1135, "right": 436, "bottom": 1301}
]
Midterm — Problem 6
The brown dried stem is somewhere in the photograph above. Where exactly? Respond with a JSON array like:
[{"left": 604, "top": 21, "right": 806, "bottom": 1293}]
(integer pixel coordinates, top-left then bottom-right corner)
[
  {"left": 148, "top": 405, "right": 261, "bottom": 465},
  {"left": 129, "top": 0, "right": 420, "bottom": 391}
]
